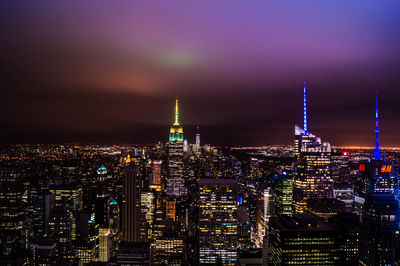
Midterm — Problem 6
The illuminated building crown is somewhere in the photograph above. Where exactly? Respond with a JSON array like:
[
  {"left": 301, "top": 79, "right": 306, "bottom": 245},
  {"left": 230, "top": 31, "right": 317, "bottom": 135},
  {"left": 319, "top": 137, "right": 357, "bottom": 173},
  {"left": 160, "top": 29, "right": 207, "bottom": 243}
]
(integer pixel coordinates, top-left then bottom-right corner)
[{"left": 169, "top": 97, "right": 183, "bottom": 142}]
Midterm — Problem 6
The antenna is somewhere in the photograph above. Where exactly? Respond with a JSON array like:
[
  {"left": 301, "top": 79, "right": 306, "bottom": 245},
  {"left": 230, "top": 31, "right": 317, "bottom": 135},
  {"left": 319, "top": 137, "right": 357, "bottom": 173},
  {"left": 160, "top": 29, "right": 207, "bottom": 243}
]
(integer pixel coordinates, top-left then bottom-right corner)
[
  {"left": 303, "top": 81, "right": 308, "bottom": 133},
  {"left": 373, "top": 92, "right": 381, "bottom": 160}
]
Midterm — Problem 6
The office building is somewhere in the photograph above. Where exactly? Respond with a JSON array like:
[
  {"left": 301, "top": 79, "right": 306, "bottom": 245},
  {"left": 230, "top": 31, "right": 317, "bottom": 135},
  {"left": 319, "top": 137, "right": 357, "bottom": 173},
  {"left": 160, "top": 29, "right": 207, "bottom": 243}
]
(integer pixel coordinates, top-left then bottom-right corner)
[
  {"left": 266, "top": 214, "right": 339, "bottom": 265},
  {"left": 49, "top": 182, "right": 83, "bottom": 241},
  {"left": 199, "top": 179, "right": 238, "bottom": 265},
  {"left": 273, "top": 172, "right": 293, "bottom": 216},
  {"left": 116, "top": 242, "right": 151, "bottom": 265},
  {"left": 29, "top": 238, "right": 57, "bottom": 266},
  {"left": 99, "top": 227, "right": 112, "bottom": 262},
  {"left": 122, "top": 162, "right": 147, "bottom": 242},
  {"left": 329, "top": 213, "right": 360, "bottom": 265},
  {"left": 360, "top": 93, "right": 400, "bottom": 265},
  {"left": 0, "top": 168, "right": 25, "bottom": 257}
]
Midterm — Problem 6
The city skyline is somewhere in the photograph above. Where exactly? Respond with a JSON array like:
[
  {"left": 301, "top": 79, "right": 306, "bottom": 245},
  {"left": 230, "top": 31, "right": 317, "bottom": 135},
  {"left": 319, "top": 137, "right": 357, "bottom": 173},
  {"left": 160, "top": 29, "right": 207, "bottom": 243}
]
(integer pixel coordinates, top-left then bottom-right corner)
[{"left": 1, "top": 1, "right": 400, "bottom": 146}]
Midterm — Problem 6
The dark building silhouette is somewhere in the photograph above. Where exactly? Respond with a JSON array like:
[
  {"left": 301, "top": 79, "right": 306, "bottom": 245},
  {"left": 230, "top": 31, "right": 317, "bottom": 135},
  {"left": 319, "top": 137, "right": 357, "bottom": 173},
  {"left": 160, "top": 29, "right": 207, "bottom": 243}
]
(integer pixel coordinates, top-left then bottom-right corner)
[{"left": 122, "top": 163, "right": 146, "bottom": 242}]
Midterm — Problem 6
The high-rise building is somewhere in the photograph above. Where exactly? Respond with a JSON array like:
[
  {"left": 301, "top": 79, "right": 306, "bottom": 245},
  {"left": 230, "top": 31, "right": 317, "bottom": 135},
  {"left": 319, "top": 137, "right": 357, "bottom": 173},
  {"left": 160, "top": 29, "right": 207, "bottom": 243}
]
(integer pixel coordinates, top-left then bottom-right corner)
[
  {"left": 116, "top": 242, "right": 151, "bottom": 265},
  {"left": 99, "top": 227, "right": 112, "bottom": 262},
  {"left": 167, "top": 98, "right": 186, "bottom": 196},
  {"left": 306, "top": 198, "right": 345, "bottom": 222},
  {"left": 109, "top": 199, "right": 120, "bottom": 245},
  {"left": 293, "top": 82, "right": 332, "bottom": 213},
  {"left": 150, "top": 160, "right": 162, "bottom": 191},
  {"left": 166, "top": 199, "right": 176, "bottom": 221},
  {"left": 141, "top": 191, "right": 155, "bottom": 239},
  {"left": 196, "top": 125, "right": 201, "bottom": 148},
  {"left": 263, "top": 185, "right": 275, "bottom": 222},
  {"left": 360, "top": 92, "right": 400, "bottom": 266},
  {"left": 31, "top": 192, "right": 55, "bottom": 237},
  {"left": 122, "top": 163, "right": 147, "bottom": 242},
  {"left": 266, "top": 214, "right": 340, "bottom": 265},
  {"left": 49, "top": 182, "right": 83, "bottom": 241},
  {"left": 168, "top": 97, "right": 184, "bottom": 179},
  {"left": 47, "top": 206, "right": 73, "bottom": 261},
  {"left": 74, "top": 240, "right": 96, "bottom": 264},
  {"left": 332, "top": 183, "right": 354, "bottom": 212},
  {"left": 329, "top": 213, "right": 360, "bottom": 265},
  {"left": 273, "top": 172, "right": 293, "bottom": 216},
  {"left": 0, "top": 168, "right": 25, "bottom": 257},
  {"left": 29, "top": 238, "right": 57, "bottom": 266},
  {"left": 152, "top": 233, "right": 184, "bottom": 265},
  {"left": 199, "top": 179, "right": 238, "bottom": 265}
]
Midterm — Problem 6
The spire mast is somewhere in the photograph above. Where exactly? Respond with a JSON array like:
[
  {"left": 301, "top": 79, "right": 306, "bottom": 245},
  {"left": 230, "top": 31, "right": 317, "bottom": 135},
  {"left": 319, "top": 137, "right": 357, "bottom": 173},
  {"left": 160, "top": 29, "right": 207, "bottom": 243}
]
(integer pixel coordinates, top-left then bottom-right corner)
[
  {"left": 174, "top": 97, "right": 179, "bottom": 125},
  {"left": 303, "top": 81, "right": 308, "bottom": 133},
  {"left": 374, "top": 91, "right": 381, "bottom": 160}
]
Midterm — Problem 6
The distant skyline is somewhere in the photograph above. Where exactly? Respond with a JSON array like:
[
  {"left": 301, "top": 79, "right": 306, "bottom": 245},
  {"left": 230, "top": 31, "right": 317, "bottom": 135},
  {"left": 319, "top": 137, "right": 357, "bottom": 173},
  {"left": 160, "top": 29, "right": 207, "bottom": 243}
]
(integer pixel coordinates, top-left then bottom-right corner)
[{"left": 1, "top": 1, "right": 400, "bottom": 146}]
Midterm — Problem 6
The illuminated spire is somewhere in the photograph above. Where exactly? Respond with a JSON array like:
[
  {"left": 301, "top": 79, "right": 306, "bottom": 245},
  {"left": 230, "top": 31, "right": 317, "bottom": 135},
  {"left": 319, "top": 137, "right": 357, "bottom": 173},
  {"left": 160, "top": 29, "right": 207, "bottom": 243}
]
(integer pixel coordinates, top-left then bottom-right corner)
[
  {"left": 125, "top": 154, "right": 131, "bottom": 164},
  {"left": 303, "top": 81, "right": 308, "bottom": 133},
  {"left": 373, "top": 91, "right": 381, "bottom": 160},
  {"left": 174, "top": 97, "right": 180, "bottom": 125}
]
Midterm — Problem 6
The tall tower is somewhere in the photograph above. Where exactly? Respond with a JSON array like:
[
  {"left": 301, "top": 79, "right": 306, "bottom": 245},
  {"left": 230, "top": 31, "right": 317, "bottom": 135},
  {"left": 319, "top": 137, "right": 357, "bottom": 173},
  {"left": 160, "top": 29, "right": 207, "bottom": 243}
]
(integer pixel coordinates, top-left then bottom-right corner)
[
  {"left": 303, "top": 81, "right": 308, "bottom": 133},
  {"left": 196, "top": 125, "right": 200, "bottom": 148},
  {"left": 359, "top": 92, "right": 399, "bottom": 265},
  {"left": 122, "top": 163, "right": 146, "bottom": 242},
  {"left": 293, "top": 82, "right": 332, "bottom": 213},
  {"left": 167, "top": 98, "right": 185, "bottom": 196},
  {"left": 169, "top": 98, "right": 183, "bottom": 143}
]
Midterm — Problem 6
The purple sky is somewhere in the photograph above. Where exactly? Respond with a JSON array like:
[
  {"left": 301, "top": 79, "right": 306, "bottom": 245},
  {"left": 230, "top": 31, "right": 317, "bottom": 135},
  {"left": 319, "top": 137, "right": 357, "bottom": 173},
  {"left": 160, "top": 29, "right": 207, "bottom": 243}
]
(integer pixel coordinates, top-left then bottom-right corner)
[{"left": 1, "top": 1, "right": 400, "bottom": 146}]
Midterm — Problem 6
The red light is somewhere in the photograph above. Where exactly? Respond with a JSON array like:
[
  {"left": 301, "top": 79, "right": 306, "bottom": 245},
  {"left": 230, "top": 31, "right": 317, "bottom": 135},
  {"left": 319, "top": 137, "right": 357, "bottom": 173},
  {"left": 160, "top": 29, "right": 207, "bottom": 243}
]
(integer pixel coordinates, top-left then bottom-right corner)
[
  {"left": 359, "top": 164, "right": 365, "bottom": 172},
  {"left": 343, "top": 152, "right": 348, "bottom": 156}
]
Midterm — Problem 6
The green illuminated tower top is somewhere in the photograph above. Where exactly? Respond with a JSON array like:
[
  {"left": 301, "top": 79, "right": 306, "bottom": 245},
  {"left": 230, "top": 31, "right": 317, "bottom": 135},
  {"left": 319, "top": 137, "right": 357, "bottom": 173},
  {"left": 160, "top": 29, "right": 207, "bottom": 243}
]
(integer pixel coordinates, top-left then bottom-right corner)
[{"left": 169, "top": 97, "right": 183, "bottom": 142}]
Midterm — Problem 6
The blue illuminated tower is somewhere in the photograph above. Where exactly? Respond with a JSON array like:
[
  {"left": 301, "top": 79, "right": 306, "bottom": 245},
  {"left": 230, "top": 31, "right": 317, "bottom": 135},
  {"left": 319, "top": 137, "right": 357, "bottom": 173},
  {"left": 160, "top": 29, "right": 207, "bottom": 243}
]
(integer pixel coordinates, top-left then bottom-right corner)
[
  {"left": 303, "top": 81, "right": 307, "bottom": 133},
  {"left": 293, "top": 82, "right": 332, "bottom": 213},
  {"left": 373, "top": 92, "right": 381, "bottom": 160},
  {"left": 358, "top": 92, "right": 399, "bottom": 265}
]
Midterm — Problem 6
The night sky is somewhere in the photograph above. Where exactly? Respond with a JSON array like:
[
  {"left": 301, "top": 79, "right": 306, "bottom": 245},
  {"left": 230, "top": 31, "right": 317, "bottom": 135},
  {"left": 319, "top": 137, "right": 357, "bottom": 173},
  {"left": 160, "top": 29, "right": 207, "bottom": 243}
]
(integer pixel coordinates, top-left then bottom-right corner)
[{"left": 1, "top": 1, "right": 400, "bottom": 146}]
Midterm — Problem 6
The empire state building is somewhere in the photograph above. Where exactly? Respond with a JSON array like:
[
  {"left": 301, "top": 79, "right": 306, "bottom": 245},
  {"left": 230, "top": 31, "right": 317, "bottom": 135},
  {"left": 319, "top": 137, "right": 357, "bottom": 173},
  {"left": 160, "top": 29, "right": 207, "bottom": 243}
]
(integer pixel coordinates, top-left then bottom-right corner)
[{"left": 167, "top": 98, "right": 185, "bottom": 196}]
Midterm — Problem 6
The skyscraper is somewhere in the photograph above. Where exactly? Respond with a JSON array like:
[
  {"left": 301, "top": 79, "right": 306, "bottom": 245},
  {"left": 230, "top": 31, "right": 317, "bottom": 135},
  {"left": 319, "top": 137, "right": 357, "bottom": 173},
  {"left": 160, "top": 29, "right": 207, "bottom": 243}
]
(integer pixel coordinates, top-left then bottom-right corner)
[
  {"left": 199, "top": 179, "right": 238, "bottom": 265},
  {"left": 98, "top": 227, "right": 112, "bottom": 262},
  {"left": 152, "top": 160, "right": 162, "bottom": 185},
  {"left": 0, "top": 168, "right": 25, "bottom": 257},
  {"left": 168, "top": 98, "right": 184, "bottom": 179},
  {"left": 273, "top": 172, "right": 293, "bottom": 216},
  {"left": 49, "top": 182, "right": 83, "bottom": 241},
  {"left": 266, "top": 214, "right": 340, "bottom": 265},
  {"left": 293, "top": 82, "right": 333, "bottom": 213},
  {"left": 359, "top": 92, "right": 400, "bottom": 265},
  {"left": 196, "top": 125, "right": 201, "bottom": 148},
  {"left": 122, "top": 162, "right": 146, "bottom": 242},
  {"left": 167, "top": 98, "right": 186, "bottom": 196}
]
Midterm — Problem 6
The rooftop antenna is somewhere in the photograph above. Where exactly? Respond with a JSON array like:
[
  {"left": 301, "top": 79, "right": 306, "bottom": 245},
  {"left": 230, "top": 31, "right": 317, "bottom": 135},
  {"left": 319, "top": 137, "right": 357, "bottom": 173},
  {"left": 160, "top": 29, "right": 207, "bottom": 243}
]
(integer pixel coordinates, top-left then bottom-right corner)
[
  {"left": 174, "top": 97, "right": 179, "bottom": 125},
  {"left": 373, "top": 92, "right": 381, "bottom": 160},
  {"left": 303, "top": 81, "right": 308, "bottom": 133}
]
